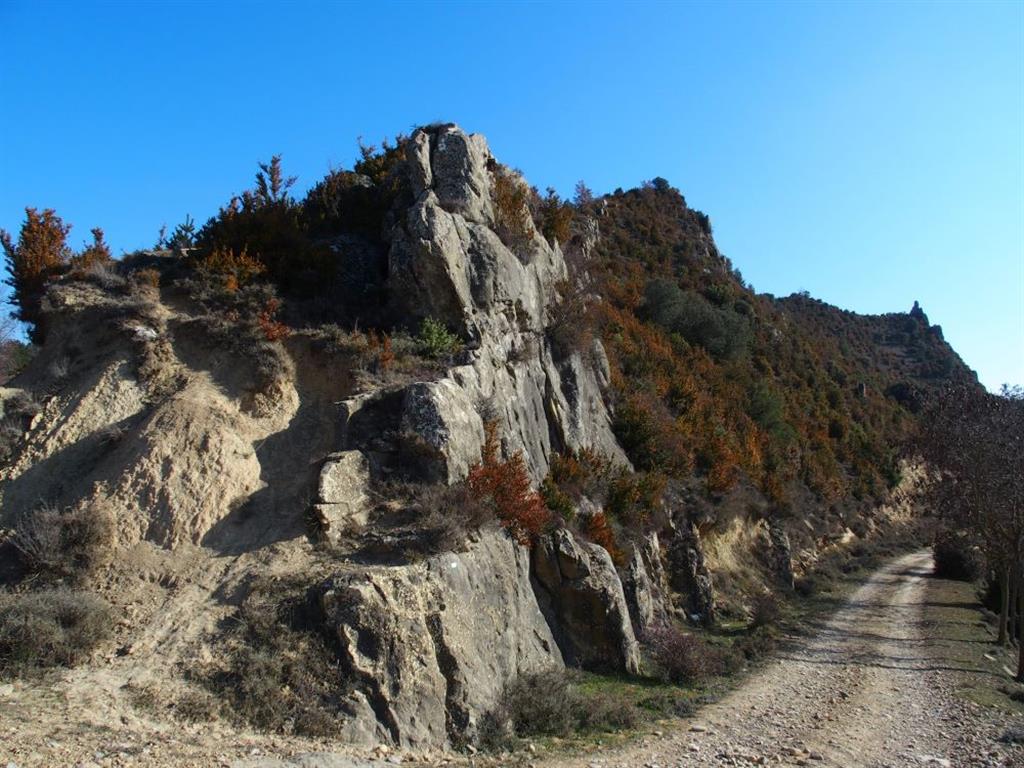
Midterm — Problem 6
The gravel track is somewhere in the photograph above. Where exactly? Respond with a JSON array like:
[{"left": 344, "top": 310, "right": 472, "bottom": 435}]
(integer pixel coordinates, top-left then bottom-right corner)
[{"left": 543, "top": 551, "right": 1022, "bottom": 768}]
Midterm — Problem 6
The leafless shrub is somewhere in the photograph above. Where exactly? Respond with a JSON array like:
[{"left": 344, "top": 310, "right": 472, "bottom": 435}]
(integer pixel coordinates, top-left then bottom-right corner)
[
  {"left": 200, "top": 576, "right": 349, "bottom": 738},
  {"left": 47, "top": 356, "right": 70, "bottom": 381},
  {"left": 79, "top": 259, "right": 127, "bottom": 291},
  {"left": 372, "top": 479, "right": 490, "bottom": 555},
  {"left": 0, "top": 588, "right": 113, "bottom": 675},
  {"left": 479, "top": 670, "right": 640, "bottom": 751},
  {"left": 11, "top": 499, "right": 114, "bottom": 578},
  {"left": 749, "top": 591, "right": 780, "bottom": 628},
  {"left": 643, "top": 624, "right": 725, "bottom": 684}
]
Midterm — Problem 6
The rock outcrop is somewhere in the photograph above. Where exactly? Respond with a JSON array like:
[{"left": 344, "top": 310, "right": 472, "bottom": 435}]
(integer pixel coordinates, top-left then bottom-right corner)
[
  {"left": 667, "top": 518, "right": 716, "bottom": 625},
  {"left": 315, "top": 451, "right": 372, "bottom": 542},
  {"left": 621, "top": 531, "right": 672, "bottom": 637},
  {"left": 376, "top": 124, "right": 627, "bottom": 484},
  {"left": 320, "top": 529, "right": 562, "bottom": 747},
  {"left": 531, "top": 528, "right": 641, "bottom": 675}
]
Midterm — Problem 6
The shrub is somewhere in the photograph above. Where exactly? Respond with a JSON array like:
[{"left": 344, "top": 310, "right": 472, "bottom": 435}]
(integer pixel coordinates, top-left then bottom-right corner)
[
  {"left": 69, "top": 228, "right": 113, "bottom": 272},
  {"left": 0, "top": 588, "right": 113, "bottom": 675},
  {"left": 202, "top": 577, "right": 348, "bottom": 737},
  {"left": 534, "top": 187, "right": 574, "bottom": 245},
  {"left": 933, "top": 531, "right": 983, "bottom": 581},
  {"left": 0, "top": 390, "right": 39, "bottom": 464},
  {"left": 479, "top": 670, "right": 640, "bottom": 750},
  {"left": 582, "top": 511, "right": 623, "bottom": 565},
  {"left": 643, "top": 624, "right": 725, "bottom": 684},
  {"left": 11, "top": 500, "right": 114, "bottom": 578},
  {"left": 749, "top": 592, "right": 780, "bottom": 628},
  {"left": 794, "top": 576, "right": 817, "bottom": 597},
  {"left": 490, "top": 167, "right": 534, "bottom": 254},
  {"left": 0, "top": 318, "right": 33, "bottom": 383},
  {"left": 305, "top": 138, "right": 409, "bottom": 239},
  {"left": 194, "top": 246, "right": 266, "bottom": 291},
  {"left": 606, "top": 469, "right": 666, "bottom": 528},
  {"left": 643, "top": 279, "right": 751, "bottom": 361},
  {"left": 131, "top": 267, "right": 161, "bottom": 290},
  {"left": 467, "top": 422, "right": 551, "bottom": 545},
  {"left": 1, "top": 208, "right": 72, "bottom": 342},
  {"left": 370, "top": 479, "right": 490, "bottom": 555},
  {"left": 416, "top": 316, "right": 461, "bottom": 359},
  {"left": 77, "top": 259, "right": 126, "bottom": 292},
  {"left": 733, "top": 626, "right": 778, "bottom": 663},
  {"left": 257, "top": 298, "right": 290, "bottom": 342},
  {"left": 195, "top": 156, "right": 329, "bottom": 296}
]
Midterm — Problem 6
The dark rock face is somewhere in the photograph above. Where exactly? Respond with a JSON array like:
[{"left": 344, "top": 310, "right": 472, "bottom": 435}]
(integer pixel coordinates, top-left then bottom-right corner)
[
  {"left": 531, "top": 528, "right": 641, "bottom": 674},
  {"left": 667, "top": 519, "right": 716, "bottom": 626},
  {"left": 620, "top": 531, "right": 672, "bottom": 637},
  {"left": 767, "top": 518, "right": 795, "bottom": 590}
]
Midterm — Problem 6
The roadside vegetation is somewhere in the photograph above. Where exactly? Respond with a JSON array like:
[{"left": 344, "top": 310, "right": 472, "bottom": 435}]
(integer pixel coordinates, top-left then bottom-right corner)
[
  {"left": 478, "top": 521, "right": 923, "bottom": 754},
  {"left": 916, "top": 384, "right": 1024, "bottom": 680}
]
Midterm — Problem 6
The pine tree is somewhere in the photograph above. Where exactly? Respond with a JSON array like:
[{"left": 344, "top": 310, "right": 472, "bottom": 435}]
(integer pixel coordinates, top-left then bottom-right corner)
[{"left": 1, "top": 208, "right": 72, "bottom": 342}]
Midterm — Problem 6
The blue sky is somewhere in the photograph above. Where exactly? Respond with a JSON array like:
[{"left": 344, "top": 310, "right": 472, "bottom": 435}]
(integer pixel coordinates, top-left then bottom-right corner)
[{"left": 1, "top": 0, "right": 1021, "bottom": 389}]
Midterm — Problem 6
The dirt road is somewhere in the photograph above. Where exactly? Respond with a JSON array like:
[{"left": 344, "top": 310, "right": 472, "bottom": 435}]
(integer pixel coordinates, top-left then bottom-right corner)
[{"left": 544, "top": 551, "right": 1021, "bottom": 768}]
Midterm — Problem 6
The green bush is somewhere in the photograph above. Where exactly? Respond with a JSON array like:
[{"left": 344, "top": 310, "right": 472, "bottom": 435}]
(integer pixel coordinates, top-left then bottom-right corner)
[
  {"left": 0, "top": 588, "right": 112, "bottom": 675},
  {"left": 644, "top": 279, "right": 751, "bottom": 361},
  {"left": 416, "top": 317, "right": 461, "bottom": 359}
]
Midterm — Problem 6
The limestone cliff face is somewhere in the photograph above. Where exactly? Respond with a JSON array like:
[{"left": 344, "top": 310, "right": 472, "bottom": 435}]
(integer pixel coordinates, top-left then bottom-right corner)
[{"left": 369, "top": 124, "right": 627, "bottom": 484}]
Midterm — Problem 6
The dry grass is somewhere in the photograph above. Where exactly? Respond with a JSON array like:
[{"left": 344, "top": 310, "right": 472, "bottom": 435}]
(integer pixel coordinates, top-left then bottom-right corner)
[{"left": 0, "top": 588, "right": 113, "bottom": 676}]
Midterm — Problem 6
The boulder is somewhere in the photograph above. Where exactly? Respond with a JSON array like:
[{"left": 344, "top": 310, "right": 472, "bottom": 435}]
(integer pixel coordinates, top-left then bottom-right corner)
[
  {"left": 314, "top": 451, "right": 371, "bottom": 542},
  {"left": 531, "top": 528, "right": 641, "bottom": 674},
  {"left": 321, "top": 529, "right": 562, "bottom": 747},
  {"left": 621, "top": 531, "right": 672, "bottom": 637}
]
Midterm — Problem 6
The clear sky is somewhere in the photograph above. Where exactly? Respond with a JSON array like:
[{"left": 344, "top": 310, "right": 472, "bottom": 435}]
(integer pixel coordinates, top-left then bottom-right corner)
[{"left": 1, "top": 0, "right": 1021, "bottom": 389}]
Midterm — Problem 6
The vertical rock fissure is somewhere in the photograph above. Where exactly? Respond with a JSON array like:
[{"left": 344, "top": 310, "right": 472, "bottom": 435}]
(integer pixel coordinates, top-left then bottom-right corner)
[{"left": 425, "top": 611, "right": 466, "bottom": 744}]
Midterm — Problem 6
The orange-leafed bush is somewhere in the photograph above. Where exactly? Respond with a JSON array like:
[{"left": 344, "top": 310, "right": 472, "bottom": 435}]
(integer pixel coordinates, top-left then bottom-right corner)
[
  {"left": 131, "top": 268, "right": 161, "bottom": 289},
  {"left": 468, "top": 422, "right": 551, "bottom": 545},
  {"left": 366, "top": 330, "right": 394, "bottom": 372},
  {"left": 1, "top": 208, "right": 72, "bottom": 342},
  {"left": 195, "top": 246, "right": 266, "bottom": 291},
  {"left": 70, "top": 228, "right": 113, "bottom": 272},
  {"left": 583, "top": 511, "right": 623, "bottom": 565},
  {"left": 490, "top": 167, "right": 535, "bottom": 254},
  {"left": 257, "top": 298, "right": 289, "bottom": 342}
]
